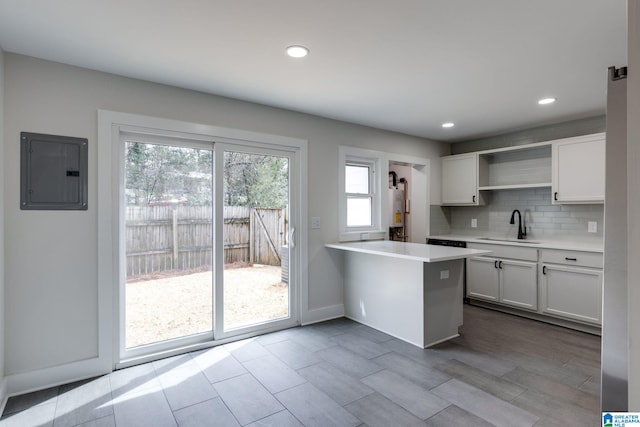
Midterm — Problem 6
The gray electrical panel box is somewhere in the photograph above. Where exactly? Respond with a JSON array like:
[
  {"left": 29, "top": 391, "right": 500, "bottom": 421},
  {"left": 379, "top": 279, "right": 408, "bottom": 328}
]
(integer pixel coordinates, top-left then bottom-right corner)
[{"left": 20, "top": 132, "right": 88, "bottom": 210}]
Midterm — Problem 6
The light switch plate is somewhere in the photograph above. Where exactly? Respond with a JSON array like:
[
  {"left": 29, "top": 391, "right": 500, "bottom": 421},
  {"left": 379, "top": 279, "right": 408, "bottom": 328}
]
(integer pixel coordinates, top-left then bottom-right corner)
[
  {"left": 588, "top": 221, "right": 597, "bottom": 233},
  {"left": 311, "top": 217, "right": 321, "bottom": 229},
  {"left": 471, "top": 218, "right": 477, "bottom": 228}
]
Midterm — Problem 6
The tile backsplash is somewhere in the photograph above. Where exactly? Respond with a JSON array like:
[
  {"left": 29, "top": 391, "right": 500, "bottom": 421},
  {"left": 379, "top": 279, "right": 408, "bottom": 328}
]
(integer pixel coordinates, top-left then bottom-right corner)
[
  {"left": 431, "top": 187, "right": 604, "bottom": 241},
  {"left": 430, "top": 205, "right": 452, "bottom": 236}
]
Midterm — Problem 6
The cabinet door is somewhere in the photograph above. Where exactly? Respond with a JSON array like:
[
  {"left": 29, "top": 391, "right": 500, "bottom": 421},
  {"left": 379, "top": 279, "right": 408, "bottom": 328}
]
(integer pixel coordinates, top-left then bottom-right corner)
[
  {"left": 499, "top": 259, "right": 538, "bottom": 310},
  {"left": 442, "top": 154, "right": 478, "bottom": 205},
  {"left": 466, "top": 257, "right": 499, "bottom": 301},
  {"left": 552, "top": 134, "right": 605, "bottom": 203},
  {"left": 540, "top": 264, "right": 603, "bottom": 324}
]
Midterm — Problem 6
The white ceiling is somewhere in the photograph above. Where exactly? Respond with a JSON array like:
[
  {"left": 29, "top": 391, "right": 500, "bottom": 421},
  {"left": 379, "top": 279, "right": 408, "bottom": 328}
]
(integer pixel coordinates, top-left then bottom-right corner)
[{"left": 0, "top": 1, "right": 628, "bottom": 142}]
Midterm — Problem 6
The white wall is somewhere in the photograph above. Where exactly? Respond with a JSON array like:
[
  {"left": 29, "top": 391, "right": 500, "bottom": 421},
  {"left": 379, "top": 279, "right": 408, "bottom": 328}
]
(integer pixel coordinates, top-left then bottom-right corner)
[
  {"left": 0, "top": 47, "right": 6, "bottom": 401},
  {"left": 2, "top": 53, "right": 448, "bottom": 382},
  {"left": 628, "top": 0, "right": 640, "bottom": 410}
]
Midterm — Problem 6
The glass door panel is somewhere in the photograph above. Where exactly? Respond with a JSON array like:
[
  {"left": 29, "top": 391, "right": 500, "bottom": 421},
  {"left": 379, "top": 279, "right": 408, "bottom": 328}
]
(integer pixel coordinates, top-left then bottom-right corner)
[
  {"left": 124, "top": 140, "right": 213, "bottom": 349},
  {"left": 222, "top": 150, "right": 291, "bottom": 332}
]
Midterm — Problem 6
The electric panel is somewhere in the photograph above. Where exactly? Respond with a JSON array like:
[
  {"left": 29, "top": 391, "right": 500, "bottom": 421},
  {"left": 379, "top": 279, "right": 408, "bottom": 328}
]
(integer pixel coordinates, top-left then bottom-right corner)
[{"left": 20, "top": 132, "right": 88, "bottom": 210}]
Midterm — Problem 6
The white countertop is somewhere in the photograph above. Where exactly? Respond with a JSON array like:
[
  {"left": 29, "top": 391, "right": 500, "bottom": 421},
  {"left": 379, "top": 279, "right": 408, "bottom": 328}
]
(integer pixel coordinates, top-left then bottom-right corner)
[
  {"left": 325, "top": 240, "right": 491, "bottom": 263},
  {"left": 428, "top": 234, "right": 603, "bottom": 253}
]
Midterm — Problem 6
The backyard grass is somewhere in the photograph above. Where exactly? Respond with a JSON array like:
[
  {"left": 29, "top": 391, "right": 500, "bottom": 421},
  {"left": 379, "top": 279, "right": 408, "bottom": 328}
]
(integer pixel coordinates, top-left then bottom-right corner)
[{"left": 125, "top": 265, "right": 288, "bottom": 348}]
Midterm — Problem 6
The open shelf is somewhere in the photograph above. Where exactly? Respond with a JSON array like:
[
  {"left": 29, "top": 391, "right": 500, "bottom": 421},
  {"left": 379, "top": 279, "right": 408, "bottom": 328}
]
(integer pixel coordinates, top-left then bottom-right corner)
[{"left": 478, "top": 144, "right": 552, "bottom": 190}]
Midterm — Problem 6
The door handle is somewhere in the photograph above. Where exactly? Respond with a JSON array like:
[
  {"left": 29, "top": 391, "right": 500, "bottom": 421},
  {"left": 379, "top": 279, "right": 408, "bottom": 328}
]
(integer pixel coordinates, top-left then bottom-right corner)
[
  {"left": 494, "top": 260, "right": 498, "bottom": 269},
  {"left": 554, "top": 192, "right": 558, "bottom": 201},
  {"left": 289, "top": 227, "right": 296, "bottom": 249},
  {"left": 565, "top": 257, "right": 577, "bottom": 261},
  {"left": 498, "top": 261, "right": 503, "bottom": 269},
  {"left": 472, "top": 195, "right": 476, "bottom": 203},
  {"left": 543, "top": 266, "right": 547, "bottom": 275}
]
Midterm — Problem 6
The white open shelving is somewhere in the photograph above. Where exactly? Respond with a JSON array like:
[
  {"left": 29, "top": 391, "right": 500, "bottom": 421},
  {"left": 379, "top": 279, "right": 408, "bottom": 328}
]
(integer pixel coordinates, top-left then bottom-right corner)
[{"left": 477, "top": 142, "right": 552, "bottom": 191}]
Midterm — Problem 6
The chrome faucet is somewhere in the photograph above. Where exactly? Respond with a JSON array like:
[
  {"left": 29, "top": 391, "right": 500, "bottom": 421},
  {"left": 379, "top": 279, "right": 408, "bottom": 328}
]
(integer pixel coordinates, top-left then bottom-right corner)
[{"left": 509, "top": 209, "right": 526, "bottom": 240}]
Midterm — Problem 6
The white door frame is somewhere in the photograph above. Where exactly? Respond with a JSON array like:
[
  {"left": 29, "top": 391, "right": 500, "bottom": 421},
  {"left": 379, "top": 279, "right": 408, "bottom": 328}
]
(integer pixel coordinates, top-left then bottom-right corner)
[{"left": 98, "top": 110, "right": 308, "bottom": 369}]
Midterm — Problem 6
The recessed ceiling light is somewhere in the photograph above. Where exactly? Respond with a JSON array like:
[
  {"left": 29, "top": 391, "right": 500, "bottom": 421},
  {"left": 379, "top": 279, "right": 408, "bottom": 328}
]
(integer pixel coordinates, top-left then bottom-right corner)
[
  {"left": 442, "top": 122, "right": 455, "bottom": 128},
  {"left": 538, "top": 97, "right": 556, "bottom": 105},
  {"left": 286, "top": 45, "right": 309, "bottom": 58}
]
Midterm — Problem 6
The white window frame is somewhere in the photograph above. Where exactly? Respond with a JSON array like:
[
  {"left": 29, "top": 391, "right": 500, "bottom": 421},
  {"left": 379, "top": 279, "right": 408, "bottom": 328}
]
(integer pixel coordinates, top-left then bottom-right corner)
[
  {"left": 339, "top": 146, "right": 386, "bottom": 241},
  {"left": 345, "top": 158, "right": 376, "bottom": 228}
]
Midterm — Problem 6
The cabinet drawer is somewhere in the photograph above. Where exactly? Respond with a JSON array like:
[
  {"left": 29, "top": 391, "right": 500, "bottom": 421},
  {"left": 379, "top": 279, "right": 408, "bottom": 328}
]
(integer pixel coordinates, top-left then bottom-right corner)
[
  {"left": 467, "top": 243, "right": 537, "bottom": 261},
  {"left": 540, "top": 249, "right": 602, "bottom": 268}
]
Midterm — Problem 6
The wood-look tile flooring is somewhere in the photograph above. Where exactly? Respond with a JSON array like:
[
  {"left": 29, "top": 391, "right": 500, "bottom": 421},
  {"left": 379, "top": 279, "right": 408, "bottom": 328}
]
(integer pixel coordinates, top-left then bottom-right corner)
[{"left": 1, "top": 305, "right": 601, "bottom": 426}]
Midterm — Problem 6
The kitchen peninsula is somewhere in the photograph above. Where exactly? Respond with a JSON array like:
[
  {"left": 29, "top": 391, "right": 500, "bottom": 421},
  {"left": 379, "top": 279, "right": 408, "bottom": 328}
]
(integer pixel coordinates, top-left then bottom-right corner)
[{"left": 326, "top": 240, "right": 490, "bottom": 348}]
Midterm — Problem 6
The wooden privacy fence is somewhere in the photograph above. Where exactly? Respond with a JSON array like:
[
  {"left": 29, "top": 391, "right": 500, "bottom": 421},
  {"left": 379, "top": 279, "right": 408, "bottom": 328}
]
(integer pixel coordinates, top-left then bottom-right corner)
[{"left": 125, "top": 205, "right": 288, "bottom": 278}]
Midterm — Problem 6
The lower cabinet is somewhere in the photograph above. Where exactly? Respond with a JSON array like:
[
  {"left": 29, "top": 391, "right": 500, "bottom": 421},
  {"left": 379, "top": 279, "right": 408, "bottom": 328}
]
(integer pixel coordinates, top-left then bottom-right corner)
[
  {"left": 466, "top": 244, "right": 603, "bottom": 328},
  {"left": 467, "top": 256, "right": 538, "bottom": 310},
  {"left": 540, "top": 263, "right": 603, "bottom": 325},
  {"left": 466, "top": 257, "right": 499, "bottom": 302}
]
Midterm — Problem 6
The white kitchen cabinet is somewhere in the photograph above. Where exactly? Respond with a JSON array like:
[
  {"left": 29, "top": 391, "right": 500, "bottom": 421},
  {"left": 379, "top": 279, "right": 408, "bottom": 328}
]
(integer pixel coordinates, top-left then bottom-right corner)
[
  {"left": 466, "top": 256, "right": 500, "bottom": 301},
  {"left": 540, "top": 249, "right": 603, "bottom": 325},
  {"left": 466, "top": 246, "right": 538, "bottom": 311},
  {"left": 552, "top": 133, "right": 606, "bottom": 204},
  {"left": 442, "top": 154, "right": 482, "bottom": 205},
  {"left": 500, "top": 259, "right": 538, "bottom": 310}
]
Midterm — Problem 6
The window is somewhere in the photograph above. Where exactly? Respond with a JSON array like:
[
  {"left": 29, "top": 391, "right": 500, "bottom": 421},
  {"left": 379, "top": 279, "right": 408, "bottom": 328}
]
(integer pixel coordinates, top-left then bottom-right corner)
[
  {"left": 338, "top": 145, "right": 430, "bottom": 242},
  {"left": 339, "top": 146, "right": 384, "bottom": 241},
  {"left": 345, "top": 162, "right": 373, "bottom": 227}
]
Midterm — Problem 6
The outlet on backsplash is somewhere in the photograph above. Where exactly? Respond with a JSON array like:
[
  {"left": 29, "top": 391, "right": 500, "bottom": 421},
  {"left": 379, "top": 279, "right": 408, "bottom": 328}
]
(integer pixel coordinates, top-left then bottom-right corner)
[
  {"left": 588, "top": 221, "right": 598, "bottom": 233},
  {"left": 471, "top": 218, "right": 477, "bottom": 228}
]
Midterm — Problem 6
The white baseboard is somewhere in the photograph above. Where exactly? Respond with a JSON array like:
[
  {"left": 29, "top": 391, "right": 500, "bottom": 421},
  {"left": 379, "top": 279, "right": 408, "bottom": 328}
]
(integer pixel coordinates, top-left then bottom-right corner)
[
  {"left": 301, "top": 304, "right": 344, "bottom": 326},
  {"left": 5, "top": 356, "right": 111, "bottom": 399}
]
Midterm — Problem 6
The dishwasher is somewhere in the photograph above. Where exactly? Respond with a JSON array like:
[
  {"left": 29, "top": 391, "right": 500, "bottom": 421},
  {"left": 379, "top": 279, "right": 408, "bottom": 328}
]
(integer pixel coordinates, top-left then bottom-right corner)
[{"left": 427, "top": 238, "right": 470, "bottom": 303}]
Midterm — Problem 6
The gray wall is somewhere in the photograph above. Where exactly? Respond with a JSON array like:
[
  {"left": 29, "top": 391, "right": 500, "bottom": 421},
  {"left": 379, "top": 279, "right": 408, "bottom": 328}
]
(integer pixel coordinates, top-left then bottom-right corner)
[
  {"left": 2, "top": 53, "right": 449, "bottom": 378},
  {"left": 628, "top": 1, "right": 640, "bottom": 409},
  {"left": 0, "top": 47, "right": 5, "bottom": 394}
]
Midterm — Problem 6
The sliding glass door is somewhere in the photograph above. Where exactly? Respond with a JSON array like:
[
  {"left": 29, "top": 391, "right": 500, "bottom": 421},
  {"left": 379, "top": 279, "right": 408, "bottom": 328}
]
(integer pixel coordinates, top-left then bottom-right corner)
[
  {"left": 122, "top": 137, "right": 214, "bottom": 356},
  {"left": 214, "top": 143, "right": 298, "bottom": 339},
  {"left": 219, "top": 147, "right": 294, "bottom": 335},
  {"left": 119, "top": 131, "right": 299, "bottom": 361}
]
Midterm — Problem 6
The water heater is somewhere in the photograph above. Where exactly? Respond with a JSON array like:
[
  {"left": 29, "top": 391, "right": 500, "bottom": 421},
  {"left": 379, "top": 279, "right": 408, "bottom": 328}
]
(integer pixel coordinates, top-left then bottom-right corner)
[{"left": 388, "top": 189, "right": 404, "bottom": 227}]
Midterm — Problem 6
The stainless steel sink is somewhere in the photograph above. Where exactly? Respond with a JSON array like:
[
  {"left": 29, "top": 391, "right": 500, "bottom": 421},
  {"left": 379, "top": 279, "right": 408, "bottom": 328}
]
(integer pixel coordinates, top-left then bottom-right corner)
[{"left": 477, "top": 237, "right": 540, "bottom": 244}]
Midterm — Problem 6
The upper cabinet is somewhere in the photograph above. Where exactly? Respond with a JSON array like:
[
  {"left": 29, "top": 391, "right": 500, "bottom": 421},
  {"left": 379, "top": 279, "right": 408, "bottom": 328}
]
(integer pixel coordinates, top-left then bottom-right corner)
[
  {"left": 441, "top": 153, "right": 482, "bottom": 205},
  {"left": 441, "top": 132, "right": 605, "bottom": 206},
  {"left": 552, "top": 133, "right": 606, "bottom": 204}
]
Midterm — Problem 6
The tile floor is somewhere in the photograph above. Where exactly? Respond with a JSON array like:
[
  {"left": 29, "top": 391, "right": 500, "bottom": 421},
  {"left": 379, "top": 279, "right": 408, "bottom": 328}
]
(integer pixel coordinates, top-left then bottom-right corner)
[{"left": 0, "top": 305, "right": 601, "bottom": 426}]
